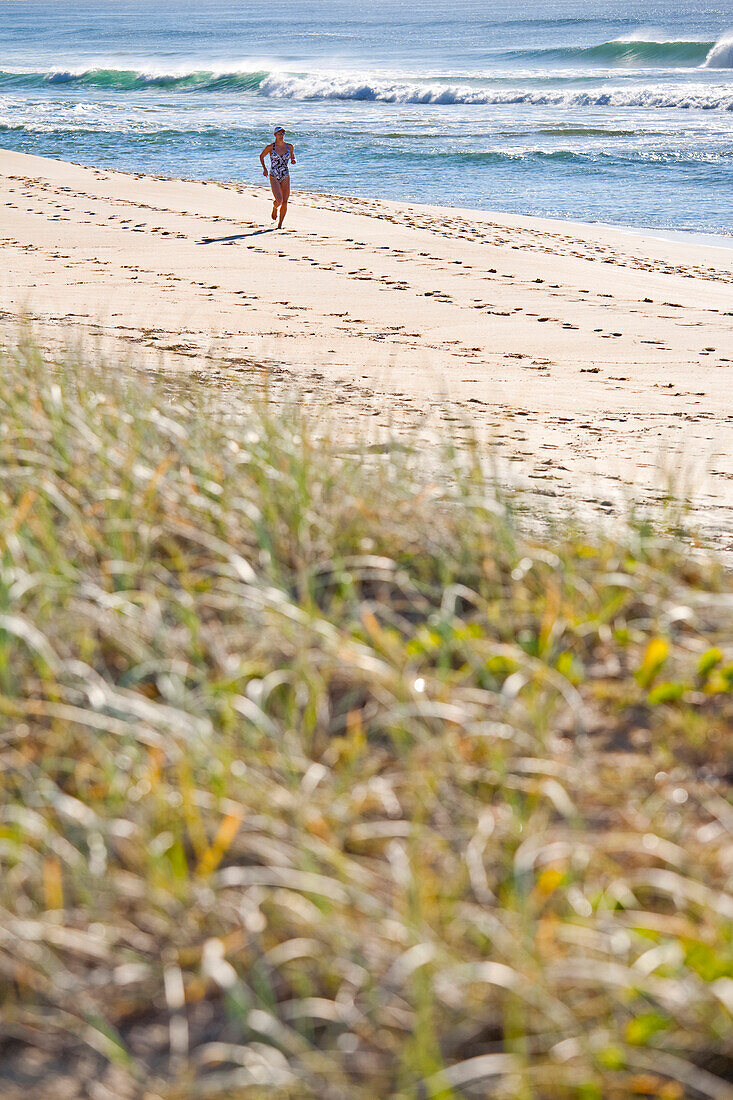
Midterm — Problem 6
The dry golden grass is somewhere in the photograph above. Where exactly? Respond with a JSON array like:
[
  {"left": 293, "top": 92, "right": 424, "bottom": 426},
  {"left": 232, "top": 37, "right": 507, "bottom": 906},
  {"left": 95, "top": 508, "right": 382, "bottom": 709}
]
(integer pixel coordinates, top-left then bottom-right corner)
[{"left": 0, "top": 332, "right": 731, "bottom": 1099}]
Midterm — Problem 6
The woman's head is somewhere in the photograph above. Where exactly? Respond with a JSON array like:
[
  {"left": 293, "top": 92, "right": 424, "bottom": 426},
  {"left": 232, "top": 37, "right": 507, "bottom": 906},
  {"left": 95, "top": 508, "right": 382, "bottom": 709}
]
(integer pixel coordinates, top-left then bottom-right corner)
[{"left": 274, "top": 126, "right": 286, "bottom": 139}]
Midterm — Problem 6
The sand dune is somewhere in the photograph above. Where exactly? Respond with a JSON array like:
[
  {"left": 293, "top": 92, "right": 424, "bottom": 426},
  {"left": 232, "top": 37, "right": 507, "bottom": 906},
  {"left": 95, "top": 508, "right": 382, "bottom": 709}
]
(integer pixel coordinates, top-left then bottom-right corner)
[{"left": 1, "top": 149, "right": 732, "bottom": 547}]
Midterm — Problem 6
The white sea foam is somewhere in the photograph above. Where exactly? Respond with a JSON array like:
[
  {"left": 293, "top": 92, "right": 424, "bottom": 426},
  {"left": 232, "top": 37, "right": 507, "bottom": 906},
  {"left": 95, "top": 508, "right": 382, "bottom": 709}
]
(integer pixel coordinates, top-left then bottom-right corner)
[
  {"left": 703, "top": 36, "right": 733, "bottom": 68},
  {"left": 258, "top": 73, "right": 733, "bottom": 111},
  {"left": 3, "top": 62, "right": 732, "bottom": 112}
]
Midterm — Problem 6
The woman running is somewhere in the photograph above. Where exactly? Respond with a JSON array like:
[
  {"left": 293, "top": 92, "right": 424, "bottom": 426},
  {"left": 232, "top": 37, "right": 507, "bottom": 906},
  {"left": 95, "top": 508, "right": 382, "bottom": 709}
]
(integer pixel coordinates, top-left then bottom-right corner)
[{"left": 260, "top": 126, "right": 296, "bottom": 229}]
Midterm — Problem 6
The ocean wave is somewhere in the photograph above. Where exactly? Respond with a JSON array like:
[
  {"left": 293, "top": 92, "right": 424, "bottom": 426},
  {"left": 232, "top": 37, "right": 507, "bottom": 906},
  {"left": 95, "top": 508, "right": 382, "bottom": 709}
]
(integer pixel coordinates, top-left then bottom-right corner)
[
  {"left": 535, "top": 126, "right": 637, "bottom": 136},
  {"left": 703, "top": 36, "right": 733, "bottom": 68},
  {"left": 379, "top": 146, "right": 732, "bottom": 167},
  {"left": 525, "top": 37, "right": 716, "bottom": 68},
  {"left": 0, "top": 120, "right": 235, "bottom": 139},
  {"left": 1, "top": 122, "right": 728, "bottom": 168},
  {"left": 2, "top": 66, "right": 732, "bottom": 111},
  {"left": 0, "top": 33, "right": 731, "bottom": 100},
  {"left": 1, "top": 69, "right": 732, "bottom": 112},
  {"left": 0, "top": 67, "right": 269, "bottom": 92},
  {"left": 507, "top": 33, "right": 733, "bottom": 68},
  {"left": 258, "top": 74, "right": 733, "bottom": 110},
  {"left": 1, "top": 56, "right": 732, "bottom": 113}
]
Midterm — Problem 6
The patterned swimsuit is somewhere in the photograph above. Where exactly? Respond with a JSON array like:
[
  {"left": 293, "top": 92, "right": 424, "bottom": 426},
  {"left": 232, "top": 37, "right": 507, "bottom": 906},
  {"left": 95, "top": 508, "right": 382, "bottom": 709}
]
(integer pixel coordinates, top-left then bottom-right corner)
[{"left": 269, "top": 143, "right": 290, "bottom": 181}]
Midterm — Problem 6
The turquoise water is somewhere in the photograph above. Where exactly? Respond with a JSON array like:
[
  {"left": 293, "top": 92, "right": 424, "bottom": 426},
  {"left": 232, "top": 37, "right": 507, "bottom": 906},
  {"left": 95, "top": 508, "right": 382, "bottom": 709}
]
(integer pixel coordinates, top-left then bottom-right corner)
[{"left": 2, "top": 0, "right": 732, "bottom": 233}]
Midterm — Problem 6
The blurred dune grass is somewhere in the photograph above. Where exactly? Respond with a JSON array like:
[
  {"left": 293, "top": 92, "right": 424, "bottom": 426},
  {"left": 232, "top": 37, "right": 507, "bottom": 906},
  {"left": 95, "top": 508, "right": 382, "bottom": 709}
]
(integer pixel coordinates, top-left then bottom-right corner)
[{"left": 0, "top": 331, "right": 731, "bottom": 1099}]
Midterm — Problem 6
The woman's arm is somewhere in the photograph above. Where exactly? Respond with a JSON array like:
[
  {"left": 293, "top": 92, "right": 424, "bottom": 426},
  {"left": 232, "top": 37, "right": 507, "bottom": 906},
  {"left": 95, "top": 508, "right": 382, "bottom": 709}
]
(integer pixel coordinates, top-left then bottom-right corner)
[
  {"left": 288, "top": 143, "right": 296, "bottom": 165},
  {"left": 260, "top": 144, "right": 272, "bottom": 177}
]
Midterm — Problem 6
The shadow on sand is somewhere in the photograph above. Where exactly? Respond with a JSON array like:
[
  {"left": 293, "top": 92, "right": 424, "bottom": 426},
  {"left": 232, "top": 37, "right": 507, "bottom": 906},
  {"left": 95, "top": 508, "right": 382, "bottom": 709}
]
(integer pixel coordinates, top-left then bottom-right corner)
[{"left": 196, "top": 229, "right": 276, "bottom": 245}]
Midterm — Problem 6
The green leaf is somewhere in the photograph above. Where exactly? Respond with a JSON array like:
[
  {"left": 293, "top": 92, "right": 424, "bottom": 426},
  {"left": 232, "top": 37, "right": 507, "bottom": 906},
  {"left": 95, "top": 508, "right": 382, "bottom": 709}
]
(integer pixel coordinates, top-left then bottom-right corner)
[
  {"left": 597, "top": 1045, "right": 626, "bottom": 1071},
  {"left": 647, "top": 681, "right": 685, "bottom": 705},
  {"left": 626, "top": 1012, "right": 670, "bottom": 1046},
  {"left": 556, "top": 650, "right": 584, "bottom": 685},
  {"left": 697, "top": 647, "right": 722, "bottom": 680},
  {"left": 706, "top": 665, "right": 733, "bottom": 694},
  {"left": 684, "top": 941, "right": 733, "bottom": 982}
]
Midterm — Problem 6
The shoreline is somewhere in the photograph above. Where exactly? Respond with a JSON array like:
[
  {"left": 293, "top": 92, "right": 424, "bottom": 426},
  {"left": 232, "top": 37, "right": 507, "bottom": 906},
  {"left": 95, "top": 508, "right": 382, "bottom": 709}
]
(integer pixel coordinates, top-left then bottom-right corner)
[
  {"left": 9, "top": 149, "right": 733, "bottom": 254},
  {"left": 611, "top": 222, "right": 733, "bottom": 254},
  {"left": 2, "top": 147, "right": 732, "bottom": 551}
]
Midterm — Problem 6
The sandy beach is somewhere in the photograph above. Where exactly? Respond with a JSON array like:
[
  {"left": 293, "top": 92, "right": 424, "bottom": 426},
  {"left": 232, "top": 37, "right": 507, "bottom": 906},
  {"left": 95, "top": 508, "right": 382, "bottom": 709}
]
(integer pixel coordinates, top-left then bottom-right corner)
[{"left": 2, "top": 148, "right": 732, "bottom": 546}]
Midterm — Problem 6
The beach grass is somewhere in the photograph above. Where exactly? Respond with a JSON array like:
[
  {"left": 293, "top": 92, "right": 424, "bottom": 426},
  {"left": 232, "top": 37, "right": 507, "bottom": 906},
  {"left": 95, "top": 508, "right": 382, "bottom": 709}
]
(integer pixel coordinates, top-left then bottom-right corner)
[{"left": 0, "top": 331, "right": 731, "bottom": 1099}]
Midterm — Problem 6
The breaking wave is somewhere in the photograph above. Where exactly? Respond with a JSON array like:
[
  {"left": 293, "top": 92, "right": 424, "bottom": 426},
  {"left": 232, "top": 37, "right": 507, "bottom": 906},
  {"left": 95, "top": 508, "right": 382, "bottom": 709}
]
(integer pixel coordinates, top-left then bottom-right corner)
[
  {"left": 1, "top": 67, "right": 732, "bottom": 110},
  {"left": 526, "top": 37, "right": 719, "bottom": 68},
  {"left": 703, "top": 36, "right": 733, "bottom": 68},
  {"left": 0, "top": 67, "right": 269, "bottom": 92},
  {"left": 257, "top": 74, "right": 733, "bottom": 110},
  {"left": 1, "top": 66, "right": 732, "bottom": 111},
  {"left": 0, "top": 32, "right": 732, "bottom": 98}
]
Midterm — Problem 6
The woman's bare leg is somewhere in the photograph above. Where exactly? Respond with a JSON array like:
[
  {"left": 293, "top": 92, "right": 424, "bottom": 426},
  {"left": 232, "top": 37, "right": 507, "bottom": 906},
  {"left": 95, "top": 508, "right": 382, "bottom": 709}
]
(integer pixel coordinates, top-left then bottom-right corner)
[
  {"left": 269, "top": 175, "right": 282, "bottom": 220},
  {"left": 277, "top": 176, "right": 290, "bottom": 228}
]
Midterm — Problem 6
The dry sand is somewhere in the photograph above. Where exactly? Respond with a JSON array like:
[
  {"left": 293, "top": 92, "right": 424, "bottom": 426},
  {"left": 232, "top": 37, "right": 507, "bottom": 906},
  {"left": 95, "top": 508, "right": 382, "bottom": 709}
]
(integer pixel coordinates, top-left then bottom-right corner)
[{"left": 2, "top": 148, "right": 732, "bottom": 548}]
